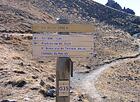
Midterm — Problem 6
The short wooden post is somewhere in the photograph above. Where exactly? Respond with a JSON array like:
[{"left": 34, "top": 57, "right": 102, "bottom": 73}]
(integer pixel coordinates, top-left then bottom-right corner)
[
  {"left": 56, "top": 17, "right": 73, "bottom": 102},
  {"left": 56, "top": 57, "right": 72, "bottom": 102}
]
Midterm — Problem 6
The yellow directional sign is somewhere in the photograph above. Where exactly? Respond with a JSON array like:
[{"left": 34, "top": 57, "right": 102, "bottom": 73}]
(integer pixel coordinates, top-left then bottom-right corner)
[{"left": 32, "top": 24, "right": 95, "bottom": 32}]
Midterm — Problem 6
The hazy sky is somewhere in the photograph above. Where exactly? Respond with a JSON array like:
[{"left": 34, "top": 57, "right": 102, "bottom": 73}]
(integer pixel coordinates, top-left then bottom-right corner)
[{"left": 94, "top": 0, "right": 140, "bottom": 16}]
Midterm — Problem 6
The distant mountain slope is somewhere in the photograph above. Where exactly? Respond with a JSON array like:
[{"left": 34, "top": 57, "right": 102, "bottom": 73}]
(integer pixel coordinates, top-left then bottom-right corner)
[
  {"left": 0, "top": 0, "right": 54, "bottom": 32},
  {"left": 31, "top": 0, "right": 140, "bottom": 35},
  {"left": 0, "top": 5, "right": 40, "bottom": 32},
  {"left": 0, "top": 0, "right": 140, "bottom": 35}
]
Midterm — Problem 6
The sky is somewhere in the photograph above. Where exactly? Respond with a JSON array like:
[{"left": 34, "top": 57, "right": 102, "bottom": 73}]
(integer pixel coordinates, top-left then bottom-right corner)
[{"left": 94, "top": 0, "right": 140, "bottom": 16}]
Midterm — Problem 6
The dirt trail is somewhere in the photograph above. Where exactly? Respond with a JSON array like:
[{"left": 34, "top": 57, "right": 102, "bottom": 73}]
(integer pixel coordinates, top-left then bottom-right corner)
[{"left": 71, "top": 53, "right": 140, "bottom": 102}]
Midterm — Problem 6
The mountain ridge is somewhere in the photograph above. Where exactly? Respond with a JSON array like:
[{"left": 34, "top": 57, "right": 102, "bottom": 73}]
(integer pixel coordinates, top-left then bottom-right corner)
[
  {"left": 0, "top": 0, "right": 140, "bottom": 35},
  {"left": 105, "top": 0, "right": 135, "bottom": 15}
]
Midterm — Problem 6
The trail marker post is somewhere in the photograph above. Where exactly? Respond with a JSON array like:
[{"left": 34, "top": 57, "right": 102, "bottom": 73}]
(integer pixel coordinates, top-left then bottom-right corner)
[
  {"left": 32, "top": 17, "right": 95, "bottom": 102},
  {"left": 56, "top": 17, "right": 72, "bottom": 102}
]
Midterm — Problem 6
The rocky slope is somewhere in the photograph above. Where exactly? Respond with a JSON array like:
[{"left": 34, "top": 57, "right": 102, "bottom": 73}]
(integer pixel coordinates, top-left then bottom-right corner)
[
  {"left": 0, "top": 34, "right": 56, "bottom": 102},
  {"left": 95, "top": 57, "right": 140, "bottom": 102},
  {"left": 0, "top": 0, "right": 140, "bottom": 102},
  {"left": 0, "top": 28, "right": 139, "bottom": 102},
  {"left": 0, "top": 0, "right": 55, "bottom": 32},
  {"left": 1, "top": 0, "right": 140, "bottom": 35}
]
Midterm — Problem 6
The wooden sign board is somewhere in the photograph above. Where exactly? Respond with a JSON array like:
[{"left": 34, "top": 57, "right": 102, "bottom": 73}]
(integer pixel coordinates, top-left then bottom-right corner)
[
  {"left": 33, "top": 34, "right": 93, "bottom": 41},
  {"left": 32, "top": 24, "right": 95, "bottom": 32},
  {"left": 33, "top": 49, "right": 93, "bottom": 58},
  {"left": 33, "top": 42, "right": 93, "bottom": 47},
  {"left": 33, "top": 34, "right": 93, "bottom": 58},
  {"left": 58, "top": 81, "right": 69, "bottom": 96}
]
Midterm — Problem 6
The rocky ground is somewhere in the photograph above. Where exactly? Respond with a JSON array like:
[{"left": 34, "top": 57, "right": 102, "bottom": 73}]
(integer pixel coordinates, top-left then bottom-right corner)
[
  {"left": 1, "top": 0, "right": 140, "bottom": 35},
  {"left": 0, "top": 34, "right": 56, "bottom": 102},
  {"left": 0, "top": 0, "right": 55, "bottom": 32},
  {"left": 0, "top": 0, "right": 140, "bottom": 102},
  {"left": 0, "top": 27, "right": 139, "bottom": 102},
  {"left": 95, "top": 57, "right": 140, "bottom": 102}
]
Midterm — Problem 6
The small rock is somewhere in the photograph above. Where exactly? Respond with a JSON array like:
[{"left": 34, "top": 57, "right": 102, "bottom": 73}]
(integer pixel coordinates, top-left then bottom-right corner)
[
  {"left": 46, "top": 89, "right": 56, "bottom": 97},
  {"left": 77, "top": 94, "right": 84, "bottom": 101},
  {"left": 1, "top": 100, "right": 16, "bottom": 102},
  {"left": 15, "top": 80, "right": 27, "bottom": 87},
  {"left": 1, "top": 34, "right": 12, "bottom": 40},
  {"left": 40, "top": 80, "right": 45, "bottom": 86},
  {"left": 49, "top": 86, "right": 55, "bottom": 89},
  {"left": 38, "top": 61, "right": 44, "bottom": 63},
  {"left": 39, "top": 85, "right": 56, "bottom": 98},
  {"left": 48, "top": 76, "right": 55, "bottom": 82},
  {"left": 18, "top": 62, "right": 24, "bottom": 66},
  {"left": 45, "top": 84, "right": 51, "bottom": 89},
  {"left": 39, "top": 89, "right": 46, "bottom": 97},
  {"left": 30, "top": 87, "right": 39, "bottom": 90},
  {"left": 23, "top": 36, "right": 32, "bottom": 40},
  {"left": 27, "top": 64, "right": 31, "bottom": 66},
  {"left": 128, "top": 76, "right": 134, "bottom": 81},
  {"left": 77, "top": 98, "right": 82, "bottom": 101},
  {"left": 77, "top": 96, "right": 83, "bottom": 101},
  {"left": 102, "top": 96, "right": 107, "bottom": 99},
  {"left": 0, "top": 68, "right": 4, "bottom": 71},
  {"left": 13, "top": 70, "right": 25, "bottom": 74},
  {"left": 84, "top": 71, "right": 90, "bottom": 73},
  {"left": 107, "top": 82, "right": 111, "bottom": 84},
  {"left": 39, "top": 88, "right": 56, "bottom": 98},
  {"left": 24, "top": 98, "right": 30, "bottom": 101},
  {"left": 5, "top": 80, "right": 27, "bottom": 88},
  {"left": 32, "top": 76, "right": 38, "bottom": 79},
  {"left": 85, "top": 65, "right": 91, "bottom": 69},
  {"left": 130, "top": 101, "right": 135, "bottom": 102},
  {"left": 12, "top": 56, "right": 22, "bottom": 60}
]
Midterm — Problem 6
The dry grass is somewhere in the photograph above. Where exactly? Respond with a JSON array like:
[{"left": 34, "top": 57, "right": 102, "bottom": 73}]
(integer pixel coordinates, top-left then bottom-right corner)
[{"left": 95, "top": 59, "right": 140, "bottom": 102}]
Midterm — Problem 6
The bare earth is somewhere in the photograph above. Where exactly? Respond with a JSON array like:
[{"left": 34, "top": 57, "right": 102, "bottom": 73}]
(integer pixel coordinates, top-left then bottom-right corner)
[
  {"left": 0, "top": 1, "right": 140, "bottom": 101},
  {"left": 0, "top": 27, "right": 140, "bottom": 102}
]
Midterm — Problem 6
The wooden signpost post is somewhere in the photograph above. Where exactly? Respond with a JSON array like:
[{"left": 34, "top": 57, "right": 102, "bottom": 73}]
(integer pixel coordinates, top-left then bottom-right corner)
[
  {"left": 32, "top": 17, "right": 95, "bottom": 102},
  {"left": 56, "top": 17, "right": 71, "bottom": 102}
]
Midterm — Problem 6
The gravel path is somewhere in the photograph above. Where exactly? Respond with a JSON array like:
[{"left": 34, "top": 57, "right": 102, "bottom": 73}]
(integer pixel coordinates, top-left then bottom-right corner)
[{"left": 71, "top": 53, "right": 140, "bottom": 102}]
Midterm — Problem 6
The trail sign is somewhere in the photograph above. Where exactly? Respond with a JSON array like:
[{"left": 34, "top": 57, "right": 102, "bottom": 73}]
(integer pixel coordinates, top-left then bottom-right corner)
[
  {"left": 32, "top": 24, "right": 95, "bottom": 33},
  {"left": 32, "top": 17, "right": 96, "bottom": 102},
  {"left": 32, "top": 34, "right": 93, "bottom": 58}
]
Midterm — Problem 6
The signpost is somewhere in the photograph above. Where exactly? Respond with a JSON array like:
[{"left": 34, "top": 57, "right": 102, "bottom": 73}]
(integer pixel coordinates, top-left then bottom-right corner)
[
  {"left": 32, "top": 17, "right": 95, "bottom": 102},
  {"left": 32, "top": 34, "right": 93, "bottom": 58}
]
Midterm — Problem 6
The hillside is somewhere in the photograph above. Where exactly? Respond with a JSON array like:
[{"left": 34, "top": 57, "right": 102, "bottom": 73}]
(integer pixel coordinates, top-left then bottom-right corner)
[
  {"left": 1, "top": 0, "right": 140, "bottom": 35},
  {"left": 0, "top": 30, "right": 139, "bottom": 102},
  {"left": 0, "top": 0, "right": 55, "bottom": 32},
  {"left": 0, "top": 0, "right": 140, "bottom": 102},
  {"left": 96, "top": 57, "right": 140, "bottom": 102}
]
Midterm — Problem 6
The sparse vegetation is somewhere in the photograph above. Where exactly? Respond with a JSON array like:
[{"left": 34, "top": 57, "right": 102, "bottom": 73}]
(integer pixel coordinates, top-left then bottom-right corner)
[{"left": 0, "top": 0, "right": 140, "bottom": 102}]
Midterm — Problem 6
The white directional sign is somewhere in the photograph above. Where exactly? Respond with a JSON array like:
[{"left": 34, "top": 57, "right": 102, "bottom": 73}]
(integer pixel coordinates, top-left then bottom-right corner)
[{"left": 33, "top": 34, "right": 93, "bottom": 58}]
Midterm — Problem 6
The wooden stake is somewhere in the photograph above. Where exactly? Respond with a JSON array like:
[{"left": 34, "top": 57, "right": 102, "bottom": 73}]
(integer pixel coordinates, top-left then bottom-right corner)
[
  {"left": 56, "top": 57, "right": 71, "bottom": 102},
  {"left": 56, "top": 17, "right": 73, "bottom": 102}
]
